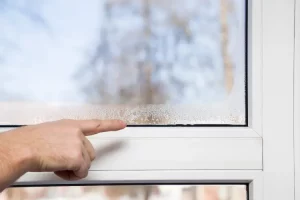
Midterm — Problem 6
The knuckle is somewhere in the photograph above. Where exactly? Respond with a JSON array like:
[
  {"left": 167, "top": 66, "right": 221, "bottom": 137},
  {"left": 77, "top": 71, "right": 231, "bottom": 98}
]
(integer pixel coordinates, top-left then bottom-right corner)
[
  {"left": 91, "top": 153, "right": 96, "bottom": 161},
  {"left": 68, "top": 162, "right": 78, "bottom": 171},
  {"left": 77, "top": 166, "right": 89, "bottom": 179},
  {"left": 91, "top": 119, "right": 101, "bottom": 129},
  {"left": 87, "top": 161, "right": 91, "bottom": 169},
  {"left": 90, "top": 149, "right": 96, "bottom": 161},
  {"left": 72, "top": 162, "right": 82, "bottom": 172},
  {"left": 65, "top": 151, "right": 83, "bottom": 170},
  {"left": 71, "top": 151, "right": 83, "bottom": 162},
  {"left": 74, "top": 128, "right": 83, "bottom": 137},
  {"left": 84, "top": 161, "right": 91, "bottom": 174},
  {"left": 82, "top": 170, "right": 89, "bottom": 178}
]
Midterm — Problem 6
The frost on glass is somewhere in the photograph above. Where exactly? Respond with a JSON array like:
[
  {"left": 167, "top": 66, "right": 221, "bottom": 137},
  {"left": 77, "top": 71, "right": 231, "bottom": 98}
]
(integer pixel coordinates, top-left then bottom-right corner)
[
  {"left": 0, "top": 0, "right": 246, "bottom": 125},
  {"left": 1, "top": 185, "right": 247, "bottom": 200}
]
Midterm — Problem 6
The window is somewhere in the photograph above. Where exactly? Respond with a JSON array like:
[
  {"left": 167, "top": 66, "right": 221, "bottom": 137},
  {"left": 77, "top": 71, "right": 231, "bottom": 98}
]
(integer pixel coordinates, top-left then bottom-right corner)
[
  {"left": 0, "top": 0, "right": 297, "bottom": 200},
  {"left": 2, "top": 184, "right": 248, "bottom": 200},
  {"left": 0, "top": 0, "right": 246, "bottom": 125}
]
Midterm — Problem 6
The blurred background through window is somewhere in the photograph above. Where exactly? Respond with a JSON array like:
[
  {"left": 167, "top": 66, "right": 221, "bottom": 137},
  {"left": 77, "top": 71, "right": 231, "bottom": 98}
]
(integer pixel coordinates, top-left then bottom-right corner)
[
  {"left": 0, "top": 0, "right": 246, "bottom": 125},
  {"left": 0, "top": 185, "right": 247, "bottom": 200}
]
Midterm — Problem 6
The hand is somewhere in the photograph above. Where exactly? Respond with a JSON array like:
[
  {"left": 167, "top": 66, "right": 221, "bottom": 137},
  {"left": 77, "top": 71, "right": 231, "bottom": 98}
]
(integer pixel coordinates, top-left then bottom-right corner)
[{"left": 0, "top": 119, "right": 126, "bottom": 181}]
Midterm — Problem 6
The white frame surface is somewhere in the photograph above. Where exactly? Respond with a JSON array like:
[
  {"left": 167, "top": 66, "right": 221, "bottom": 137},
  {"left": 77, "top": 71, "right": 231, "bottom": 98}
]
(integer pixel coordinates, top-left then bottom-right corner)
[
  {"left": 294, "top": 0, "right": 300, "bottom": 199},
  {"left": 0, "top": 0, "right": 297, "bottom": 200},
  {"left": 262, "top": 0, "right": 295, "bottom": 199}
]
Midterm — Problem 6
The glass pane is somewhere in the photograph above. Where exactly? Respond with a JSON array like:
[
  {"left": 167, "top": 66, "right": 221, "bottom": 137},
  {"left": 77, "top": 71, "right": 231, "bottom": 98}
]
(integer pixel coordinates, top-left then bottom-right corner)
[
  {"left": 0, "top": 0, "right": 247, "bottom": 125},
  {"left": 1, "top": 185, "right": 247, "bottom": 200}
]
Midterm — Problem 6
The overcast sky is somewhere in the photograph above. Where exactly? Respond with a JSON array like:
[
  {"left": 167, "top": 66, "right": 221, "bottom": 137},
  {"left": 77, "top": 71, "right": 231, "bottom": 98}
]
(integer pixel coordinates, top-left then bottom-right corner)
[{"left": 0, "top": 0, "right": 101, "bottom": 102}]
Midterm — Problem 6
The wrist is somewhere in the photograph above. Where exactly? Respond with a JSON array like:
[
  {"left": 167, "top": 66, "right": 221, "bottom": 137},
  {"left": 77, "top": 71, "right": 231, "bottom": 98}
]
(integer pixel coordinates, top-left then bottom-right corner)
[
  {"left": 0, "top": 134, "right": 35, "bottom": 174},
  {"left": 0, "top": 133, "right": 34, "bottom": 189},
  {"left": 14, "top": 146, "right": 35, "bottom": 173}
]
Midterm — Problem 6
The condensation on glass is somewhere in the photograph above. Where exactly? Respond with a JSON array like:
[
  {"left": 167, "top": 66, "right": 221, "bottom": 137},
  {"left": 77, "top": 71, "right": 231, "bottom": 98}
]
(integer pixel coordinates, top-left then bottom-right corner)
[
  {"left": 1, "top": 185, "right": 247, "bottom": 200},
  {"left": 0, "top": 0, "right": 246, "bottom": 125}
]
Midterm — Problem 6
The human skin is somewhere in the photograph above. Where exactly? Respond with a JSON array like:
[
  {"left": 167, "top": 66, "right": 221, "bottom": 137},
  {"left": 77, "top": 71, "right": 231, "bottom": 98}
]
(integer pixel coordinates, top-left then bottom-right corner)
[{"left": 0, "top": 119, "right": 126, "bottom": 192}]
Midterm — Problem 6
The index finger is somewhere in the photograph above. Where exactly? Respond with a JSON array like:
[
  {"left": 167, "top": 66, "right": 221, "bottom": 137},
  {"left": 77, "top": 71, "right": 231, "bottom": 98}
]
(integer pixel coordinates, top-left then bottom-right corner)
[{"left": 78, "top": 119, "right": 127, "bottom": 136}]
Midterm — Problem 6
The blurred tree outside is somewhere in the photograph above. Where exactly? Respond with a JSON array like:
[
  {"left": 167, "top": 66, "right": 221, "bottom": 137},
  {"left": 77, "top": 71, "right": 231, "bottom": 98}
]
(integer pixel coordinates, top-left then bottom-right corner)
[
  {"left": 73, "top": 0, "right": 240, "bottom": 123},
  {"left": 77, "top": 0, "right": 233, "bottom": 105},
  {"left": 0, "top": 0, "right": 245, "bottom": 124}
]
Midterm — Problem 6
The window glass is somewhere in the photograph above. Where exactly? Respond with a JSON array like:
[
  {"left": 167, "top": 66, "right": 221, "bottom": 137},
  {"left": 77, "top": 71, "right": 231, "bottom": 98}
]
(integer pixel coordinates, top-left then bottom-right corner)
[
  {"left": 0, "top": 0, "right": 246, "bottom": 125},
  {"left": 1, "top": 185, "right": 247, "bottom": 200}
]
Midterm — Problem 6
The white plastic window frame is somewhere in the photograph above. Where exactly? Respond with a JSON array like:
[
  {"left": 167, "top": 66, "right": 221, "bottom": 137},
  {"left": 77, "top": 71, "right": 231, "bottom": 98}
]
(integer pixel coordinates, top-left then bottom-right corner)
[
  {"left": 294, "top": 0, "right": 300, "bottom": 199},
  {"left": 0, "top": 0, "right": 296, "bottom": 199}
]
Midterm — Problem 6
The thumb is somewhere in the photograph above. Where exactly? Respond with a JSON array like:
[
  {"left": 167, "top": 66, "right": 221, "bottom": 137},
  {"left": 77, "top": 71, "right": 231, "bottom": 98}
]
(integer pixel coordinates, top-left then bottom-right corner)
[{"left": 78, "top": 119, "right": 127, "bottom": 136}]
